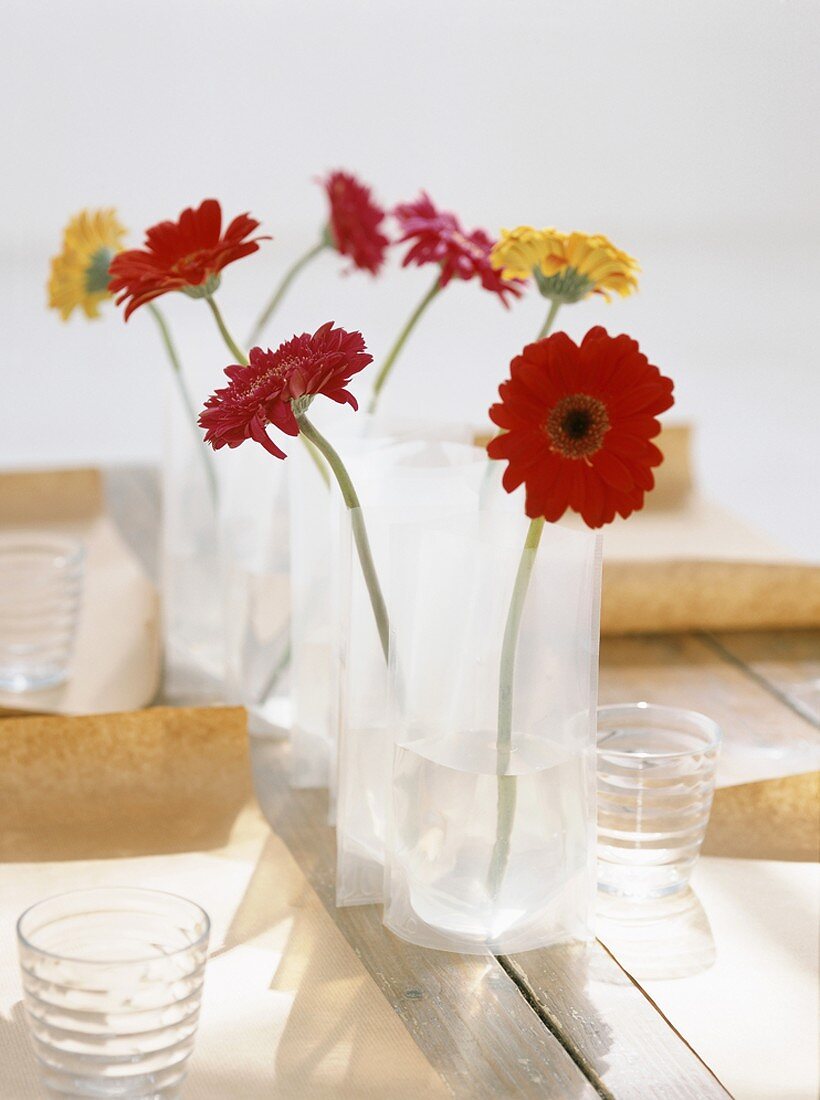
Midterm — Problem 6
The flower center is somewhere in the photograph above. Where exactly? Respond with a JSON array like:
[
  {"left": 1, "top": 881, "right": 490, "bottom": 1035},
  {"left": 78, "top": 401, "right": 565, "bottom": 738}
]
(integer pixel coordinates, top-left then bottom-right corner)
[
  {"left": 172, "top": 249, "right": 213, "bottom": 278},
  {"left": 233, "top": 355, "right": 302, "bottom": 403},
  {"left": 546, "top": 394, "right": 610, "bottom": 459}
]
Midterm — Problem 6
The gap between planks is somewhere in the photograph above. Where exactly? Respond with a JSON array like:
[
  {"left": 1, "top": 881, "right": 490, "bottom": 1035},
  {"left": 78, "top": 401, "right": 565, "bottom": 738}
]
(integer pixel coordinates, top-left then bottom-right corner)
[
  {"left": 700, "top": 631, "right": 820, "bottom": 728},
  {"left": 495, "top": 953, "right": 615, "bottom": 1100}
]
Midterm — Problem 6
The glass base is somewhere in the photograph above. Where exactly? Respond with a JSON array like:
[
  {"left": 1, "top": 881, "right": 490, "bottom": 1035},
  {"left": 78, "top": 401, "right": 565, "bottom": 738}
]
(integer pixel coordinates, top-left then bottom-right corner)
[
  {"left": 0, "top": 666, "right": 67, "bottom": 693},
  {"left": 40, "top": 1060, "right": 188, "bottom": 1099},
  {"left": 594, "top": 886, "right": 717, "bottom": 979},
  {"left": 597, "top": 861, "right": 695, "bottom": 901}
]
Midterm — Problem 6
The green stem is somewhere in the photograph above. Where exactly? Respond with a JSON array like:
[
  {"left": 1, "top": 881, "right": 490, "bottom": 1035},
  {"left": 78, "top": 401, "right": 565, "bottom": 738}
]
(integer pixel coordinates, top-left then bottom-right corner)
[
  {"left": 488, "top": 516, "right": 545, "bottom": 897},
  {"left": 205, "top": 294, "right": 248, "bottom": 365},
  {"left": 254, "top": 639, "right": 291, "bottom": 705},
  {"left": 248, "top": 239, "right": 329, "bottom": 346},
  {"left": 297, "top": 413, "right": 389, "bottom": 662},
  {"left": 536, "top": 298, "right": 562, "bottom": 340},
  {"left": 367, "top": 275, "right": 442, "bottom": 414},
  {"left": 148, "top": 303, "right": 218, "bottom": 509}
]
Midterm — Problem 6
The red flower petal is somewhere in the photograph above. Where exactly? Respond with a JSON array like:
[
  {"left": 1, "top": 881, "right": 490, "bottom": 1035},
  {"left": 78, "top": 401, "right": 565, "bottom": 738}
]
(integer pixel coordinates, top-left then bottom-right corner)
[
  {"left": 487, "top": 328, "right": 674, "bottom": 528},
  {"left": 322, "top": 171, "right": 389, "bottom": 275},
  {"left": 199, "top": 322, "right": 372, "bottom": 458},
  {"left": 394, "top": 192, "right": 522, "bottom": 306},
  {"left": 109, "top": 199, "right": 269, "bottom": 320}
]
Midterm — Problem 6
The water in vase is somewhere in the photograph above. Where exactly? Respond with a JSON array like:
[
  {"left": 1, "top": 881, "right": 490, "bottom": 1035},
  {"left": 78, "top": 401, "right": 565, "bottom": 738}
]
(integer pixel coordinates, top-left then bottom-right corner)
[{"left": 392, "top": 729, "right": 590, "bottom": 947}]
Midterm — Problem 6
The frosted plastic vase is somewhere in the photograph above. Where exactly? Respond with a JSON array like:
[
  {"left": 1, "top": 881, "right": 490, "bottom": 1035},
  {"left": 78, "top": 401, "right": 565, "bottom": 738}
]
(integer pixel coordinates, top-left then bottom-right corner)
[
  {"left": 161, "top": 373, "right": 224, "bottom": 704},
  {"left": 288, "top": 440, "right": 343, "bottom": 787},
  {"left": 384, "top": 514, "right": 602, "bottom": 954},
  {"left": 335, "top": 441, "right": 490, "bottom": 907},
  {"left": 220, "top": 444, "right": 291, "bottom": 737},
  {"left": 287, "top": 414, "right": 477, "bottom": 793}
]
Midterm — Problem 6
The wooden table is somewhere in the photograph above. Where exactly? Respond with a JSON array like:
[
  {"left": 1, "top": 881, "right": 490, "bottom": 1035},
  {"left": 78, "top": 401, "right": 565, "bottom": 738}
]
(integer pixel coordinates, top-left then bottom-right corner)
[{"left": 107, "top": 467, "right": 819, "bottom": 1099}]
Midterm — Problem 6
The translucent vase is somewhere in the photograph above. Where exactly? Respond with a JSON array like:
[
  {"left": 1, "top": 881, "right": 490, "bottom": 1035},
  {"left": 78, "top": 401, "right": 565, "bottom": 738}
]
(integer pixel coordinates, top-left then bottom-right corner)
[
  {"left": 287, "top": 433, "right": 343, "bottom": 787},
  {"left": 383, "top": 513, "right": 602, "bottom": 953},
  {"left": 334, "top": 440, "right": 490, "bottom": 906},
  {"left": 161, "top": 372, "right": 224, "bottom": 704},
  {"left": 287, "top": 413, "right": 477, "bottom": 792},
  {"left": 220, "top": 443, "right": 291, "bottom": 737}
]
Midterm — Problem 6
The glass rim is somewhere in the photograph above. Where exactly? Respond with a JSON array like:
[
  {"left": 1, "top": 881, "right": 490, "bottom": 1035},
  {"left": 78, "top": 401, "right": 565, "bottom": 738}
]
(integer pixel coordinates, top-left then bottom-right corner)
[
  {"left": 16, "top": 887, "right": 210, "bottom": 965},
  {"left": 596, "top": 701, "right": 722, "bottom": 759},
  {"left": 0, "top": 533, "right": 85, "bottom": 568}
]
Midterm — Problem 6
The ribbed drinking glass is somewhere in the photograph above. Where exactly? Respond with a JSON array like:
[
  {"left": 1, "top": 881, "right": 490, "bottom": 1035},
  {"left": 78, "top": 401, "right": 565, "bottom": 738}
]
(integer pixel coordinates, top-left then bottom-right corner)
[
  {"left": 597, "top": 703, "right": 722, "bottom": 900},
  {"left": 17, "top": 887, "right": 210, "bottom": 1099},
  {"left": 0, "top": 534, "right": 84, "bottom": 692}
]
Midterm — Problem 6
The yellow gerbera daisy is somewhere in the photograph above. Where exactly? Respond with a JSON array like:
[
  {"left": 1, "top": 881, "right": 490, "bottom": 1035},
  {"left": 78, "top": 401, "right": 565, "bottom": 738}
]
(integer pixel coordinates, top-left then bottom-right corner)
[
  {"left": 48, "top": 209, "right": 128, "bottom": 320},
  {"left": 490, "top": 227, "right": 639, "bottom": 303}
]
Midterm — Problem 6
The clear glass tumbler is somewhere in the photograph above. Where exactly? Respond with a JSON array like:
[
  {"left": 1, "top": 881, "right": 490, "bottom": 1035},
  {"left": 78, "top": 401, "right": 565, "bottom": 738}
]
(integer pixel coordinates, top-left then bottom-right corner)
[
  {"left": 17, "top": 887, "right": 210, "bottom": 1098},
  {"left": 0, "top": 534, "right": 84, "bottom": 692},
  {"left": 597, "top": 703, "right": 722, "bottom": 900}
]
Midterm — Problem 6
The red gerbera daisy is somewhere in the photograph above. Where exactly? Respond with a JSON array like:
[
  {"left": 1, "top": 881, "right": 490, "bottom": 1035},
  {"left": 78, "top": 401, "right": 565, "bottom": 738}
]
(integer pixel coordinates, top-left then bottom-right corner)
[
  {"left": 394, "top": 192, "right": 521, "bottom": 306},
  {"left": 322, "top": 171, "right": 389, "bottom": 275},
  {"left": 488, "top": 327, "right": 674, "bottom": 528},
  {"left": 109, "top": 198, "right": 268, "bottom": 320},
  {"left": 199, "top": 321, "right": 372, "bottom": 458}
]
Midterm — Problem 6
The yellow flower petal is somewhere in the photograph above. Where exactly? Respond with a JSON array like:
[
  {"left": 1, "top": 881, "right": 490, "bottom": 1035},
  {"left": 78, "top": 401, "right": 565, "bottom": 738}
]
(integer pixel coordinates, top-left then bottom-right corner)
[
  {"left": 489, "top": 224, "right": 639, "bottom": 304},
  {"left": 47, "top": 208, "right": 128, "bottom": 321}
]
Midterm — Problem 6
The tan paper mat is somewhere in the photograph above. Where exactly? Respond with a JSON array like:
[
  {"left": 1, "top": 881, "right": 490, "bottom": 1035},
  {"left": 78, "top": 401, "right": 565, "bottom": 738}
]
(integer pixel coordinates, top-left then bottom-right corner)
[
  {"left": 0, "top": 733, "right": 447, "bottom": 1099},
  {"left": 600, "top": 424, "right": 819, "bottom": 633},
  {"left": 0, "top": 468, "right": 161, "bottom": 714},
  {"left": 0, "top": 706, "right": 253, "bottom": 861},
  {"left": 703, "top": 770, "right": 820, "bottom": 862}
]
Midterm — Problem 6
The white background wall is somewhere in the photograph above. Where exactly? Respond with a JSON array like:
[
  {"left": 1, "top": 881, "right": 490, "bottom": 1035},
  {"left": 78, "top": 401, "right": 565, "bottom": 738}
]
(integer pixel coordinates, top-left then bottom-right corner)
[{"left": 1, "top": 0, "right": 818, "bottom": 555}]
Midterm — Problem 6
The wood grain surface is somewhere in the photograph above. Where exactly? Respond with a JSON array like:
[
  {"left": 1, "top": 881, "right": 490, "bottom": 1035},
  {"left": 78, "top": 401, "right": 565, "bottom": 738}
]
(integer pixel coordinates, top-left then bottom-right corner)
[{"left": 599, "top": 633, "right": 819, "bottom": 776}]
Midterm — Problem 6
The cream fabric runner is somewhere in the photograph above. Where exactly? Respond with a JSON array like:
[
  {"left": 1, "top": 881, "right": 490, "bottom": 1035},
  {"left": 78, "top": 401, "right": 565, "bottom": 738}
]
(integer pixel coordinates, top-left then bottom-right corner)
[
  {"left": 0, "top": 805, "right": 447, "bottom": 1099},
  {"left": 605, "top": 857, "right": 820, "bottom": 1100}
]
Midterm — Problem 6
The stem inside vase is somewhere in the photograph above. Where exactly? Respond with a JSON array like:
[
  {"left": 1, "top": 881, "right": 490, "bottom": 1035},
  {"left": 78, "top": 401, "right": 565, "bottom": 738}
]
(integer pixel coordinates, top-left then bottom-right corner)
[
  {"left": 487, "top": 516, "right": 545, "bottom": 897},
  {"left": 296, "top": 412, "right": 389, "bottom": 662}
]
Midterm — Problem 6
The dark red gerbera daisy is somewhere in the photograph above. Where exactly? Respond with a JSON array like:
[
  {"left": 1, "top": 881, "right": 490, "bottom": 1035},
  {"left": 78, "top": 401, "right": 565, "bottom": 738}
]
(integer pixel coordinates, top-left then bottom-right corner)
[
  {"left": 487, "top": 327, "right": 674, "bottom": 527},
  {"left": 109, "top": 199, "right": 268, "bottom": 320},
  {"left": 199, "top": 322, "right": 372, "bottom": 458},
  {"left": 322, "top": 171, "right": 389, "bottom": 275},
  {"left": 394, "top": 192, "right": 521, "bottom": 306}
]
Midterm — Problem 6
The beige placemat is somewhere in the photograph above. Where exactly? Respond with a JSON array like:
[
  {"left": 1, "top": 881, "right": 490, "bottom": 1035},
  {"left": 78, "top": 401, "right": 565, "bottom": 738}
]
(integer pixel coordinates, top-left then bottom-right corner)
[
  {"left": 0, "top": 468, "right": 161, "bottom": 715},
  {"left": 0, "top": 704, "right": 446, "bottom": 1100},
  {"left": 635, "top": 857, "right": 820, "bottom": 1100},
  {"left": 0, "top": 822, "right": 447, "bottom": 1099}
]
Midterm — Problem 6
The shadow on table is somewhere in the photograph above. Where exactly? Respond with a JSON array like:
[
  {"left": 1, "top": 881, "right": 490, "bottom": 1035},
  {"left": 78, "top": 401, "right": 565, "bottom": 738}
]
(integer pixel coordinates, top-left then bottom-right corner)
[
  {"left": 594, "top": 888, "right": 716, "bottom": 981},
  {"left": 199, "top": 833, "right": 445, "bottom": 1099}
]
